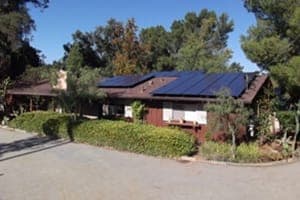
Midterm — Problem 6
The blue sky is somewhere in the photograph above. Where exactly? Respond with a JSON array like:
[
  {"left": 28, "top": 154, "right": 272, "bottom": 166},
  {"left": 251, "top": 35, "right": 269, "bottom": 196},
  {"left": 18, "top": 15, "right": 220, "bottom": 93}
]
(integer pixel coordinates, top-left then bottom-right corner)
[{"left": 29, "top": 0, "right": 258, "bottom": 71}]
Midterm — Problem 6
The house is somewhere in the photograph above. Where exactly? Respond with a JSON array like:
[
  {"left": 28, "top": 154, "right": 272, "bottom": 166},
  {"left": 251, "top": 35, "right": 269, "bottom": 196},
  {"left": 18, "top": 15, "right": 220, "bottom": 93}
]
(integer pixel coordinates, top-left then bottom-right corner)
[
  {"left": 97, "top": 71, "right": 269, "bottom": 142},
  {"left": 6, "top": 69, "right": 102, "bottom": 117}
]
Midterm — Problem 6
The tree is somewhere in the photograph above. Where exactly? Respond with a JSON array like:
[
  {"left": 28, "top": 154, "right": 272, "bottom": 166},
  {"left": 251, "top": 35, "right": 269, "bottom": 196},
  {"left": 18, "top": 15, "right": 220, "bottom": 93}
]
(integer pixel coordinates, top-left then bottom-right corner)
[
  {"left": 170, "top": 10, "right": 238, "bottom": 72},
  {"left": 112, "top": 19, "right": 149, "bottom": 75},
  {"left": 0, "top": 0, "right": 48, "bottom": 80},
  {"left": 59, "top": 44, "right": 104, "bottom": 119},
  {"left": 63, "top": 30, "right": 102, "bottom": 69},
  {"left": 241, "top": 0, "right": 300, "bottom": 99},
  {"left": 205, "top": 89, "right": 250, "bottom": 159},
  {"left": 140, "top": 26, "right": 174, "bottom": 71},
  {"left": 131, "top": 101, "right": 146, "bottom": 123}
]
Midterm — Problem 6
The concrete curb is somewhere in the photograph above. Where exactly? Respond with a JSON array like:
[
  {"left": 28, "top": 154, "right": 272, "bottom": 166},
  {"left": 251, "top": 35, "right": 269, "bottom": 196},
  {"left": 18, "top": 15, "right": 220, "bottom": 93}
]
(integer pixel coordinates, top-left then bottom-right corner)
[{"left": 195, "top": 157, "right": 300, "bottom": 168}]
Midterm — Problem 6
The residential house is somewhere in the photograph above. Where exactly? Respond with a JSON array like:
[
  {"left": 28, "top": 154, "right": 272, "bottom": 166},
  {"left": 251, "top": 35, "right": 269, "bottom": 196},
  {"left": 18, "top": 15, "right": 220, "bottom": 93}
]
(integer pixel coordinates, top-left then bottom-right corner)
[{"left": 98, "top": 71, "right": 269, "bottom": 142}]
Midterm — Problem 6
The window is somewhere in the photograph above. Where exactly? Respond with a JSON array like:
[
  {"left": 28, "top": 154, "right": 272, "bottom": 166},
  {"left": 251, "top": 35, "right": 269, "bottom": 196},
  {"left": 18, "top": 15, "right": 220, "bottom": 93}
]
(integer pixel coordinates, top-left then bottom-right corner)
[{"left": 162, "top": 102, "right": 207, "bottom": 124}]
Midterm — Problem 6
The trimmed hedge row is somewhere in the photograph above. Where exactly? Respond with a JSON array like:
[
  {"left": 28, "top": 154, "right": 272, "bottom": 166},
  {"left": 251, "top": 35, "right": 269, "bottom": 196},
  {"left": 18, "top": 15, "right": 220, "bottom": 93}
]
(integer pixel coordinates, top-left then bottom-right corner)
[
  {"left": 9, "top": 111, "right": 196, "bottom": 157},
  {"left": 9, "top": 111, "right": 71, "bottom": 138}
]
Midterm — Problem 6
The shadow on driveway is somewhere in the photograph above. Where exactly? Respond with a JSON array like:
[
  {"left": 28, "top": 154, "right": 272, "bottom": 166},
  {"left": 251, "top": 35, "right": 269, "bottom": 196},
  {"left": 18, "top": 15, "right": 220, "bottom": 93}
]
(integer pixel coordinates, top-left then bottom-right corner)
[{"left": 0, "top": 136, "right": 70, "bottom": 162}]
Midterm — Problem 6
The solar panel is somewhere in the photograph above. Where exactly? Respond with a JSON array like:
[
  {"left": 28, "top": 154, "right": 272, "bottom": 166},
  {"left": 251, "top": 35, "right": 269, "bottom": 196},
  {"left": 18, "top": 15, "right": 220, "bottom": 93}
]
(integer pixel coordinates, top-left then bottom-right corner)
[
  {"left": 200, "top": 73, "right": 241, "bottom": 96},
  {"left": 182, "top": 73, "right": 224, "bottom": 96},
  {"left": 228, "top": 74, "right": 246, "bottom": 97},
  {"left": 152, "top": 72, "right": 251, "bottom": 97},
  {"left": 98, "top": 74, "right": 154, "bottom": 87},
  {"left": 152, "top": 71, "right": 205, "bottom": 95}
]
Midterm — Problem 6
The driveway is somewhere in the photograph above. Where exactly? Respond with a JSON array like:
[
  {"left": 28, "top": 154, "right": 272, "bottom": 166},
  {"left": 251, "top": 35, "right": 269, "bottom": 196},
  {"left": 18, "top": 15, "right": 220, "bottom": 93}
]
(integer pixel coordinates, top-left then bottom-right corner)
[{"left": 0, "top": 127, "right": 300, "bottom": 200}]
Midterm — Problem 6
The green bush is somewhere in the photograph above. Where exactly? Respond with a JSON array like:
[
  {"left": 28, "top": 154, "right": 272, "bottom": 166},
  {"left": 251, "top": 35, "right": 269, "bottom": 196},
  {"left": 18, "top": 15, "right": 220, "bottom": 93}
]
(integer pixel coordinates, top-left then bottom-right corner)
[
  {"left": 73, "top": 120, "right": 196, "bottom": 157},
  {"left": 9, "top": 111, "right": 196, "bottom": 157},
  {"left": 277, "top": 111, "right": 296, "bottom": 131},
  {"left": 236, "top": 143, "right": 261, "bottom": 163},
  {"left": 200, "top": 141, "right": 232, "bottom": 161},
  {"left": 9, "top": 111, "right": 71, "bottom": 138},
  {"left": 200, "top": 141, "right": 262, "bottom": 163}
]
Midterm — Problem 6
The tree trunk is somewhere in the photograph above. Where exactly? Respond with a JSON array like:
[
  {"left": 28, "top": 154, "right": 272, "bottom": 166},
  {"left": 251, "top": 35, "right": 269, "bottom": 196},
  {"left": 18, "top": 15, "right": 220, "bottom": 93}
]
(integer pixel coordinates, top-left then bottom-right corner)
[
  {"left": 292, "top": 111, "right": 299, "bottom": 157},
  {"left": 229, "top": 123, "right": 236, "bottom": 160}
]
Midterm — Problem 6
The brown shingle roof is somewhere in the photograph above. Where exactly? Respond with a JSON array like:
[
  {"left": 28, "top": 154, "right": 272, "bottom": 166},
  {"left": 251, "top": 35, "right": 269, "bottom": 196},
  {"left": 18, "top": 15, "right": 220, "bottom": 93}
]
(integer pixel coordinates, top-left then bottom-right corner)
[{"left": 7, "top": 80, "right": 57, "bottom": 97}]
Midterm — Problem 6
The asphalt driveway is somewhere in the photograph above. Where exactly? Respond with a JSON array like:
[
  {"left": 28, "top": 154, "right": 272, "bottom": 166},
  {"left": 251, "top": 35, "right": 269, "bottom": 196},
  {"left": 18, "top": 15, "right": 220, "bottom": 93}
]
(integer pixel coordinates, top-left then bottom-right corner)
[{"left": 0, "top": 127, "right": 300, "bottom": 200}]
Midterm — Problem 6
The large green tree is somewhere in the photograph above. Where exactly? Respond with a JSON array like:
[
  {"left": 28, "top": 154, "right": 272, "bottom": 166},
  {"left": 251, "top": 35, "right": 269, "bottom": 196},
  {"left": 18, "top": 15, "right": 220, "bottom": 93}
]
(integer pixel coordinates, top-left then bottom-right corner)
[
  {"left": 140, "top": 26, "right": 174, "bottom": 71},
  {"left": 241, "top": 0, "right": 300, "bottom": 102},
  {"left": 0, "top": 0, "right": 48, "bottom": 80},
  {"left": 59, "top": 44, "right": 103, "bottom": 118},
  {"left": 171, "top": 10, "right": 240, "bottom": 72}
]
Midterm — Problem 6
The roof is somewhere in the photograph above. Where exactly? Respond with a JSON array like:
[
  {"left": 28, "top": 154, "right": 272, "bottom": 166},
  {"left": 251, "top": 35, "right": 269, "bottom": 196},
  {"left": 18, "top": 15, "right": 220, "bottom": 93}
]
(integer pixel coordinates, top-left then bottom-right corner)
[
  {"left": 7, "top": 80, "right": 57, "bottom": 97},
  {"left": 98, "top": 71, "right": 268, "bottom": 104}
]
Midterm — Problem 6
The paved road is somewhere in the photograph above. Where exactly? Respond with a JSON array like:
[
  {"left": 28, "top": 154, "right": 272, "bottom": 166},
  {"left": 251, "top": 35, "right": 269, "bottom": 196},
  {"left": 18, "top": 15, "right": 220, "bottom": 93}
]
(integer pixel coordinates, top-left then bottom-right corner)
[{"left": 0, "top": 128, "right": 300, "bottom": 200}]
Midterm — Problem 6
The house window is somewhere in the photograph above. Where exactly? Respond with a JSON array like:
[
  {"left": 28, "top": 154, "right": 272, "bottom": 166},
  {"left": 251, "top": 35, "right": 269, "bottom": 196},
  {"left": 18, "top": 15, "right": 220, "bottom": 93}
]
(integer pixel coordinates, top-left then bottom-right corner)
[
  {"left": 162, "top": 102, "right": 207, "bottom": 124},
  {"left": 172, "top": 104, "right": 185, "bottom": 121},
  {"left": 102, "top": 104, "right": 124, "bottom": 117}
]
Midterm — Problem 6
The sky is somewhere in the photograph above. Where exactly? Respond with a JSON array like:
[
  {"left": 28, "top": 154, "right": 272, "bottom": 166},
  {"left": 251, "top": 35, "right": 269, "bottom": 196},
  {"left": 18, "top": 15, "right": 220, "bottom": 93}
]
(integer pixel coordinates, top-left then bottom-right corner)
[{"left": 29, "top": 0, "right": 258, "bottom": 72}]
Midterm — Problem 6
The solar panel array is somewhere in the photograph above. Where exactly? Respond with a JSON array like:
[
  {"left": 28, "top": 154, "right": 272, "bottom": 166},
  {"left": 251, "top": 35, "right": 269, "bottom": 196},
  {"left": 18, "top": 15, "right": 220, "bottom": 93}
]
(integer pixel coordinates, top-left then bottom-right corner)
[
  {"left": 152, "top": 72, "right": 252, "bottom": 97},
  {"left": 98, "top": 70, "right": 256, "bottom": 97}
]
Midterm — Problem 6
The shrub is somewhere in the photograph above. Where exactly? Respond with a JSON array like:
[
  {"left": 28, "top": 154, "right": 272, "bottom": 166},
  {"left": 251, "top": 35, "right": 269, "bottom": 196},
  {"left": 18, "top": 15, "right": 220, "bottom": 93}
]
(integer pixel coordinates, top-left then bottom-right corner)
[
  {"left": 277, "top": 111, "right": 296, "bottom": 131},
  {"left": 9, "top": 111, "right": 72, "bottom": 139},
  {"left": 200, "top": 141, "right": 262, "bottom": 163},
  {"left": 73, "top": 120, "right": 196, "bottom": 157},
  {"left": 200, "top": 141, "right": 232, "bottom": 161},
  {"left": 9, "top": 111, "right": 196, "bottom": 157},
  {"left": 236, "top": 143, "right": 261, "bottom": 163}
]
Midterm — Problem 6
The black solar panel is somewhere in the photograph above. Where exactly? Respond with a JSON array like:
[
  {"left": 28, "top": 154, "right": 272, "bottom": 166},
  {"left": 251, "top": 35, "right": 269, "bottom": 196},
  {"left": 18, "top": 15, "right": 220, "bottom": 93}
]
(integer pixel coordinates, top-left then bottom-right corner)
[
  {"left": 200, "top": 73, "right": 241, "bottom": 96},
  {"left": 152, "top": 72, "right": 205, "bottom": 95},
  {"left": 152, "top": 72, "right": 252, "bottom": 97},
  {"left": 98, "top": 74, "right": 154, "bottom": 88}
]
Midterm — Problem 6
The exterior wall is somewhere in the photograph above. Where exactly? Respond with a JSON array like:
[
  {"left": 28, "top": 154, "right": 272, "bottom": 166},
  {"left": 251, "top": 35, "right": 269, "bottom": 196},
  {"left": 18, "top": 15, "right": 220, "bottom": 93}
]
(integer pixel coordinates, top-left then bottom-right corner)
[
  {"left": 102, "top": 99, "right": 211, "bottom": 143},
  {"left": 145, "top": 101, "right": 208, "bottom": 143},
  {"left": 144, "top": 102, "right": 163, "bottom": 126}
]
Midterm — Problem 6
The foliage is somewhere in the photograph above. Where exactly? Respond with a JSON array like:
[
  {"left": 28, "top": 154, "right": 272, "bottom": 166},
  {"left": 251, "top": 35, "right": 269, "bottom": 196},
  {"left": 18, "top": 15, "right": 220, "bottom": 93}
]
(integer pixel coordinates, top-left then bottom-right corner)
[
  {"left": 112, "top": 19, "right": 150, "bottom": 75},
  {"left": 173, "top": 10, "right": 238, "bottom": 72},
  {"left": 0, "top": 77, "right": 10, "bottom": 102},
  {"left": 61, "top": 9, "right": 241, "bottom": 76},
  {"left": 200, "top": 141, "right": 262, "bottom": 163},
  {"left": 73, "top": 120, "right": 196, "bottom": 157},
  {"left": 131, "top": 101, "right": 146, "bottom": 122},
  {"left": 253, "top": 86, "right": 276, "bottom": 144},
  {"left": 10, "top": 111, "right": 196, "bottom": 157},
  {"left": 200, "top": 141, "right": 232, "bottom": 161},
  {"left": 59, "top": 44, "right": 104, "bottom": 118},
  {"left": 270, "top": 56, "right": 300, "bottom": 102},
  {"left": 140, "top": 26, "right": 173, "bottom": 71},
  {"left": 235, "top": 143, "right": 261, "bottom": 163},
  {"left": 205, "top": 89, "right": 250, "bottom": 159},
  {"left": 9, "top": 111, "right": 71, "bottom": 139},
  {"left": 242, "top": 0, "right": 300, "bottom": 104},
  {"left": 277, "top": 111, "right": 296, "bottom": 132},
  {"left": 17, "top": 66, "right": 55, "bottom": 84},
  {"left": 0, "top": 0, "right": 48, "bottom": 80}
]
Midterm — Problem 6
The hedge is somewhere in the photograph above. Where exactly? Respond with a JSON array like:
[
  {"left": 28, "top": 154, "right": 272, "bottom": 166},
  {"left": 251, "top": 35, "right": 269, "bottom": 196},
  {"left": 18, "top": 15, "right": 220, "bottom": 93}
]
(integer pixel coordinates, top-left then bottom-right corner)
[
  {"left": 9, "top": 111, "right": 71, "bottom": 139},
  {"left": 9, "top": 111, "right": 196, "bottom": 157}
]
